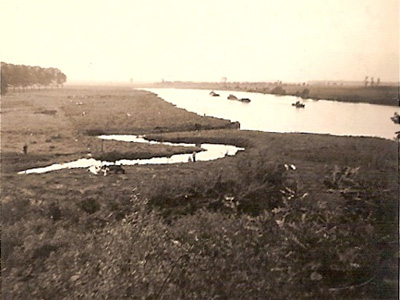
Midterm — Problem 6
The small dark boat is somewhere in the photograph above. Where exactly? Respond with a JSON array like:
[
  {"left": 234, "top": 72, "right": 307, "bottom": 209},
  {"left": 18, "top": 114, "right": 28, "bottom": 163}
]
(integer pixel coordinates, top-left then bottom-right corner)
[
  {"left": 292, "top": 101, "right": 305, "bottom": 108},
  {"left": 390, "top": 112, "right": 399, "bottom": 124},
  {"left": 209, "top": 91, "right": 220, "bottom": 97},
  {"left": 240, "top": 98, "right": 251, "bottom": 103},
  {"left": 227, "top": 94, "right": 238, "bottom": 100}
]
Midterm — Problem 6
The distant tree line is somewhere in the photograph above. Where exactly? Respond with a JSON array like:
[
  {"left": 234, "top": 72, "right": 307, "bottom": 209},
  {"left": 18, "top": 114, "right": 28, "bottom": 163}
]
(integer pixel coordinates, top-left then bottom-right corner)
[{"left": 1, "top": 62, "right": 67, "bottom": 95}]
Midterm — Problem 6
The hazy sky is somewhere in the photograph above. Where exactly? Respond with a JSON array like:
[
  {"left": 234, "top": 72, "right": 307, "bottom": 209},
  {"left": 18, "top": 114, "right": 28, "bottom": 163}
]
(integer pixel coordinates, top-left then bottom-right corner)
[{"left": 1, "top": 0, "right": 398, "bottom": 83}]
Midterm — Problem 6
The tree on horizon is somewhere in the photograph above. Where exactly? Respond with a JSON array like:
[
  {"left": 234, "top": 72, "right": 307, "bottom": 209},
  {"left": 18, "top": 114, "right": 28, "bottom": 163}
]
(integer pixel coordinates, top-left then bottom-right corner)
[{"left": 1, "top": 62, "right": 67, "bottom": 95}]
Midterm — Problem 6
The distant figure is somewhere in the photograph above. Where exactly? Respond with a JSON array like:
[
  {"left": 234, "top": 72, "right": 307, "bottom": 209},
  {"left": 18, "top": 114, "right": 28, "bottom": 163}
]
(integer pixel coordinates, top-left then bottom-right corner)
[
  {"left": 364, "top": 76, "right": 369, "bottom": 88},
  {"left": 23, "top": 144, "right": 28, "bottom": 154},
  {"left": 192, "top": 151, "right": 196, "bottom": 162},
  {"left": 377, "top": 78, "right": 380, "bottom": 86},
  {"left": 370, "top": 77, "right": 374, "bottom": 87}
]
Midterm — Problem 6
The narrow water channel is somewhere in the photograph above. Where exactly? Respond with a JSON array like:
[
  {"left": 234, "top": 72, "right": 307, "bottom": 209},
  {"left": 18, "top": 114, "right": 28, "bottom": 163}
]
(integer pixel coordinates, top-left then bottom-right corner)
[{"left": 18, "top": 135, "right": 244, "bottom": 174}]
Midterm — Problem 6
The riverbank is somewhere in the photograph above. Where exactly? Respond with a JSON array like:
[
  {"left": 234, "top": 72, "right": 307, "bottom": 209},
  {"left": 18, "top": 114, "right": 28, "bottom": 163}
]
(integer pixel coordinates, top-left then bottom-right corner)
[
  {"left": 144, "top": 81, "right": 399, "bottom": 106},
  {"left": 2, "top": 87, "right": 398, "bottom": 299},
  {"left": 1, "top": 87, "right": 237, "bottom": 171}
]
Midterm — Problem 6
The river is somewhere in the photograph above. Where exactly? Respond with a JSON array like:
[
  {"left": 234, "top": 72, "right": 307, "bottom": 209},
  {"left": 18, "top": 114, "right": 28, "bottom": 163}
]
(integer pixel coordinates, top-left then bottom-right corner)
[
  {"left": 18, "top": 88, "right": 398, "bottom": 174},
  {"left": 143, "top": 88, "right": 399, "bottom": 140}
]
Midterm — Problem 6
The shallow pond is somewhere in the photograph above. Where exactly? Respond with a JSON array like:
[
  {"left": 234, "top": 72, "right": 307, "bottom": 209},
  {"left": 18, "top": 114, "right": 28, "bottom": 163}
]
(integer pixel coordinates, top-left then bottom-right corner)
[
  {"left": 18, "top": 135, "right": 244, "bottom": 174},
  {"left": 144, "top": 88, "right": 399, "bottom": 140}
]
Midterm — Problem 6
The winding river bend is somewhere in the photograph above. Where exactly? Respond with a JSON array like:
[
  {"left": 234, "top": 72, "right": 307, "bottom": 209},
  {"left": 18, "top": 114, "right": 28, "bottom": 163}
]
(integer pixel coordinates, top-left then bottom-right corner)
[
  {"left": 19, "top": 88, "right": 398, "bottom": 174},
  {"left": 18, "top": 136, "right": 244, "bottom": 174},
  {"left": 144, "top": 88, "right": 399, "bottom": 140}
]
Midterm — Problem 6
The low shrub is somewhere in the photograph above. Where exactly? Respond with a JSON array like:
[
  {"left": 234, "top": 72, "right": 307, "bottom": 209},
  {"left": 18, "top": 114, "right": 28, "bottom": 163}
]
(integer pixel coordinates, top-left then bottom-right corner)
[
  {"left": 6, "top": 185, "right": 395, "bottom": 299},
  {"left": 270, "top": 86, "right": 287, "bottom": 95},
  {"left": 3, "top": 156, "right": 397, "bottom": 299},
  {"left": 77, "top": 198, "right": 100, "bottom": 214},
  {"left": 300, "top": 88, "right": 310, "bottom": 98}
]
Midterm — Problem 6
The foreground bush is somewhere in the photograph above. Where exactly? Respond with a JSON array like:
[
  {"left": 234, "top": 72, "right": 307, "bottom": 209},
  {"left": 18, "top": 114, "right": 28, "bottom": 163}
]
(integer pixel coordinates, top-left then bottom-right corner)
[
  {"left": 3, "top": 152, "right": 397, "bottom": 299},
  {"left": 4, "top": 182, "right": 397, "bottom": 299}
]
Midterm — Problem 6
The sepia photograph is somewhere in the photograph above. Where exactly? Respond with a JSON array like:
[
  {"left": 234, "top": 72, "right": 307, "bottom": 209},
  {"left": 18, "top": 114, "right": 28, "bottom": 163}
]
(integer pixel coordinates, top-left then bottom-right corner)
[{"left": 1, "top": 0, "right": 399, "bottom": 299}]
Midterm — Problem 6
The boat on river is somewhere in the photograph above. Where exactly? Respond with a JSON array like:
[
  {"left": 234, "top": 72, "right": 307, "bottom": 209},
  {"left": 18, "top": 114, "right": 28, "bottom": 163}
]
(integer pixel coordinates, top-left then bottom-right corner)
[
  {"left": 390, "top": 112, "right": 399, "bottom": 124},
  {"left": 209, "top": 91, "right": 220, "bottom": 97},
  {"left": 292, "top": 101, "right": 305, "bottom": 108},
  {"left": 227, "top": 94, "right": 238, "bottom": 100},
  {"left": 227, "top": 94, "right": 250, "bottom": 103}
]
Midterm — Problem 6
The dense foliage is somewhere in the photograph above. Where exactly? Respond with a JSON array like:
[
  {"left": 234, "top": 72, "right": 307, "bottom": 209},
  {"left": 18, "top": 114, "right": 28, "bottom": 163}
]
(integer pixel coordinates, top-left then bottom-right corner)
[
  {"left": 270, "top": 86, "right": 287, "bottom": 95},
  {"left": 2, "top": 151, "right": 397, "bottom": 299},
  {"left": 1, "top": 62, "right": 67, "bottom": 94}
]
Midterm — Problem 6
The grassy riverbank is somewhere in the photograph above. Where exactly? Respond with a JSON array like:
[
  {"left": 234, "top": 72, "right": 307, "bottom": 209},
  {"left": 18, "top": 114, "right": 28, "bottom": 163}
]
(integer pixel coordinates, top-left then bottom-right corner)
[
  {"left": 2, "top": 87, "right": 398, "bottom": 299},
  {"left": 145, "top": 81, "right": 399, "bottom": 106}
]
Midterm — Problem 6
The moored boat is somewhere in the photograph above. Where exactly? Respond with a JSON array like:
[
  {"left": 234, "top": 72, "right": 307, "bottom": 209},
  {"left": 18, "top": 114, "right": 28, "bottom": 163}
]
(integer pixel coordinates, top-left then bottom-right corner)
[
  {"left": 292, "top": 101, "right": 305, "bottom": 108},
  {"left": 209, "top": 91, "right": 220, "bottom": 97},
  {"left": 390, "top": 112, "right": 399, "bottom": 124}
]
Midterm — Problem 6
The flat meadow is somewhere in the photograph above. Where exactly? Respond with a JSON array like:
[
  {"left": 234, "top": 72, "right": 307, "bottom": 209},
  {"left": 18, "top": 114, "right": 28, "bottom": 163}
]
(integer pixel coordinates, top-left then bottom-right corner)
[{"left": 1, "top": 86, "right": 398, "bottom": 299}]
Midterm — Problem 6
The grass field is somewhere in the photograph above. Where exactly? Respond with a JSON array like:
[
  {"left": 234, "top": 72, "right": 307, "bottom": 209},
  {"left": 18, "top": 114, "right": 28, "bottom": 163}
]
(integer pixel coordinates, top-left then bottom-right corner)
[{"left": 1, "top": 87, "right": 398, "bottom": 299}]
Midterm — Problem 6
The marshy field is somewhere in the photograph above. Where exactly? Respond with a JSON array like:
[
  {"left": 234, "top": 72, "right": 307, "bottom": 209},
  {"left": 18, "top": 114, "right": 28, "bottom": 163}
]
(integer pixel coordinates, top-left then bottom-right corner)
[{"left": 1, "top": 86, "right": 398, "bottom": 299}]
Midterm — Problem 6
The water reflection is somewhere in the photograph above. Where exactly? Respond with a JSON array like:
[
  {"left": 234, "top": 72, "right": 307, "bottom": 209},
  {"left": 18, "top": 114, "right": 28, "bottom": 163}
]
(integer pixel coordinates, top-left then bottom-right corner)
[{"left": 144, "top": 88, "right": 399, "bottom": 140}]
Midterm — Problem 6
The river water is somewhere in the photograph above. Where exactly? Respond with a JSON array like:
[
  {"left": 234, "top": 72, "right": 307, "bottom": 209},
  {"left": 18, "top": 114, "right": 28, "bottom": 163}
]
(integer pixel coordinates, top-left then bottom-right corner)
[{"left": 144, "top": 88, "right": 399, "bottom": 140}]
